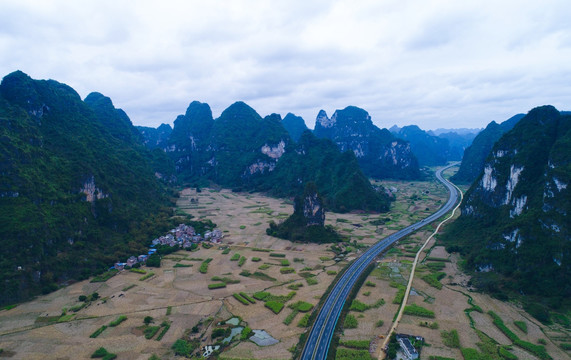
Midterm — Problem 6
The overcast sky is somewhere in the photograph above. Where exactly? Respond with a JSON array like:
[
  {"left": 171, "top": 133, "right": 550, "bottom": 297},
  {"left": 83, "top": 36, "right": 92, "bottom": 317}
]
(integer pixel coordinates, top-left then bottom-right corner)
[{"left": 1, "top": 0, "right": 570, "bottom": 130}]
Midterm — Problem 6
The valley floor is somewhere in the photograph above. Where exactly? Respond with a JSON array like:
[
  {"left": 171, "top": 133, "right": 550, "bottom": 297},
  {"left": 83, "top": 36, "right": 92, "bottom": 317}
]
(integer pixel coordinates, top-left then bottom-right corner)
[{"left": 1, "top": 169, "right": 567, "bottom": 359}]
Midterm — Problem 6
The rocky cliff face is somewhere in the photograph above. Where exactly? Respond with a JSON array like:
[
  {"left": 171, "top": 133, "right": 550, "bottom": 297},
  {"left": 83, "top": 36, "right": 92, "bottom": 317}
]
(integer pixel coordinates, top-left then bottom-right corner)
[
  {"left": 446, "top": 106, "right": 570, "bottom": 300},
  {"left": 452, "top": 113, "right": 524, "bottom": 183},
  {"left": 301, "top": 183, "right": 325, "bottom": 226},
  {"left": 313, "top": 106, "right": 420, "bottom": 179},
  {"left": 137, "top": 123, "right": 172, "bottom": 149}
]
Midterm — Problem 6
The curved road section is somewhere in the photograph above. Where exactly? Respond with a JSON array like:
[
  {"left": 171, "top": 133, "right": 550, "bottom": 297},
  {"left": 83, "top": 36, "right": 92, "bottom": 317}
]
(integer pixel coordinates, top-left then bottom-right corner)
[{"left": 300, "top": 164, "right": 460, "bottom": 360}]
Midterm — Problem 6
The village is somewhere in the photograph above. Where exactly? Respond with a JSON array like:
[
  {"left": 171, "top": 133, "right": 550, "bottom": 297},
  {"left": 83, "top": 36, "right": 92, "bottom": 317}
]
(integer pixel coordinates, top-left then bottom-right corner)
[{"left": 112, "top": 223, "right": 224, "bottom": 271}]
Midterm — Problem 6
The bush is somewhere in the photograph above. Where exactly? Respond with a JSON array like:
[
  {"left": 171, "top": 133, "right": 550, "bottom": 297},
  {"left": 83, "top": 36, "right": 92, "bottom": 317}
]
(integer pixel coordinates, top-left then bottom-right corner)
[
  {"left": 144, "top": 316, "right": 153, "bottom": 325},
  {"left": 230, "top": 253, "right": 240, "bottom": 261},
  {"left": 306, "top": 277, "right": 318, "bottom": 285},
  {"left": 265, "top": 301, "right": 285, "bottom": 314},
  {"left": 238, "top": 256, "right": 246, "bottom": 267},
  {"left": 280, "top": 267, "right": 295, "bottom": 274},
  {"left": 269, "top": 253, "right": 286, "bottom": 258},
  {"left": 146, "top": 253, "right": 161, "bottom": 268},
  {"left": 79, "top": 295, "right": 87, "bottom": 302},
  {"left": 376, "top": 319, "right": 384, "bottom": 327},
  {"left": 171, "top": 339, "right": 194, "bottom": 357},
  {"left": 91, "top": 347, "right": 117, "bottom": 359},
  {"left": 252, "top": 257, "right": 261, "bottom": 262}
]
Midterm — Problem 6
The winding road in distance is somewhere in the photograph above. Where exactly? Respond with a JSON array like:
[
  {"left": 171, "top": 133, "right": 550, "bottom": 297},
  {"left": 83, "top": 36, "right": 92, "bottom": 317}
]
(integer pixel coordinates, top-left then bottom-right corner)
[{"left": 300, "top": 164, "right": 460, "bottom": 360}]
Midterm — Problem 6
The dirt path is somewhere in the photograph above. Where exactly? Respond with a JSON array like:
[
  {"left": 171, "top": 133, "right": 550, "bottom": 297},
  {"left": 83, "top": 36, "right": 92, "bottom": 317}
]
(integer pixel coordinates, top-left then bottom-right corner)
[{"left": 378, "top": 181, "right": 463, "bottom": 359}]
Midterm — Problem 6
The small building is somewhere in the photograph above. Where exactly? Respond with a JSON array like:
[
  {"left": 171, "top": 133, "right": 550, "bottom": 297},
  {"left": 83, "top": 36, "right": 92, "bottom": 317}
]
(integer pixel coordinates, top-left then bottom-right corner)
[
  {"left": 126, "top": 256, "right": 138, "bottom": 267},
  {"left": 398, "top": 337, "right": 419, "bottom": 360},
  {"left": 114, "top": 262, "right": 126, "bottom": 271},
  {"left": 138, "top": 255, "right": 148, "bottom": 262},
  {"left": 148, "top": 249, "right": 157, "bottom": 255}
]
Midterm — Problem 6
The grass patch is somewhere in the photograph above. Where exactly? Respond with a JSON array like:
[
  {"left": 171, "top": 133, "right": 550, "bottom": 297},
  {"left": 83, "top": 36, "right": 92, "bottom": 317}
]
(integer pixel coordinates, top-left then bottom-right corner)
[
  {"left": 208, "top": 283, "right": 226, "bottom": 289},
  {"left": 248, "top": 271, "right": 276, "bottom": 281},
  {"left": 129, "top": 268, "right": 147, "bottom": 274},
  {"left": 233, "top": 293, "right": 249, "bottom": 305},
  {"left": 144, "top": 325, "right": 161, "bottom": 339},
  {"left": 173, "top": 263, "right": 192, "bottom": 268},
  {"left": 211, "top": 276, "right": 240, "bottom": 284},
  {"left": 89, "top": 325, "right": 108, "bottom": 338},
  {"left": 221, "top": 248, "right": 231, "bottom": 254},
  {"left": 155, "top": 322, "right": 171, "bottom": 341},
  {"left": 441, "top": 329, "right": 460, "bottom": 348},
  {"left": 199, "top": 258, "right": 213, "bottom": 274},
  {"left": 239, "top": 292, "right": 256, "bottom": 304},
  {"left": 335, "top": 348, "right": 373, "bottom": 360},
  {"left": 339, "top": 339, "right": 370, "bottom": 349},
  {"left": 306, "top": 277, "right": 318, "bottom": 286},
  {"left": 319, "top": 256, "right": 332, "bottom": 261},
  {"left": 298, "top": 313, "right": 310, "bottom": 327},
  {"left": 327, "top": 270, "right": 337, "bottom": 275},
  {"left": 280, "top": 259, "right": 290, "bottom": 266},
  {"left": 269, "top": 253, "right": 286, "bottom": 258},
  {"left": 350, "top": 298, "right": 385, "bottom": 312},
  {"left": 280, "top": 267, "right": 295, "bottom": 274},
  {"left": 252, "top": 257, "right": 261, "bottom": 262},
  {"left": 109, "top": 315, "right": 127, "bottom": 327},
  {"left": 166, "top": 306, "right": 172, "bottom": 315},
  {"left": 365, "top": 281, "right": 376, "bottom": 287},
  {"left": 289, "top": 301, "right": 314, "bottom": 312},
  {"left": 421, "top": 272, "right": 446, "bottom": 289},
  {"left": 284, "top": 309, "right": 299, "bottom": 325},
  {"left": 139, "top": 272, "right": 155, "bottom": 281},
  {"left": 376, "top": 319, "right": 384, "bottom": 327},
  {"left": 419, "top": 321, "right": 439, "bottom": 329},
  {"left": 239, "top": 225, "right": 246, "bottom": 229},
  {"left": 288, "top": 283, "right": 303, "bottom": 290},
  {"left": 258, "top": 264, "right": 270, "bottom": 270},
  {"left": 489, "top": 311, "right": 552, "bottom": 360},
  {"left": 265, "top": 301, "right": 284, "bottom": 314},
  {"left": 90, "top": 269, "right": 118, "bottom": 283},
  {"left": 230, "top": 253, "right": 241, "bottom": 261},
  {"left": 403, "top": 304, "right": 435, "bottom": 318},
  {"left": 252, "top": 248, "right": 272, "bottom": 252},
  {"left": 343, "top": 314, "right": 358, "bottom": 329},
  {"left": 238, "top": 256, "right": 247, "bottom": 267},
  {"left": 514, "top": 320, "right": 527, "bottom": 333}
]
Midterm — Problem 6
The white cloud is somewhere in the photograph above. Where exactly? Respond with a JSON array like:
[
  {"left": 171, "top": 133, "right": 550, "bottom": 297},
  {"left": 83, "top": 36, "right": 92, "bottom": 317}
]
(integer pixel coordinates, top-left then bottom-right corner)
[{"left": 1, "top": 0, "right": 570, "bottom": 130}]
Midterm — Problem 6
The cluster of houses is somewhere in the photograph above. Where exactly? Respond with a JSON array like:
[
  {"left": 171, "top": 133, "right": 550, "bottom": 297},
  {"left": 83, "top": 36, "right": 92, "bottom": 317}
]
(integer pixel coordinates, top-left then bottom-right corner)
[{"left": 112, "top": 224, "right": 224, "bottom": 271}]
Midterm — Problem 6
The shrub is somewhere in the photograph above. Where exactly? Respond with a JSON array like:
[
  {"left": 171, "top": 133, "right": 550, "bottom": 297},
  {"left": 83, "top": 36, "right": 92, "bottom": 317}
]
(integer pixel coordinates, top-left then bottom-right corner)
[
  {"left": 171, "top": 339, "right": 195, "bottom": 357},
  {"left": 280, "top": 259, "right": 290, "bottom": 266},
  {"left": 91, "top": 347, "right": 117, "bottom": 359},
  {"left": 344, "top": 314, "right": 358, "bottom": 329},
  {"left": 280, "top": 267, "right": 295, "bottom": 274},
  {"left": 252, "top": 257, "right": 261, "bottom": 262},
  {"left": 139, "top": 272, "right": 155, "bottom": 281},
  {"left": 376, "top": 319, "right": 384, "bottom": 327},
  {"left": 365, "top": 281, "right": 376, "bottom": 287},
  {"left": 144, "top": 316, "right": 153, "bottom": 325},
  {"left": 79, "top": 295, "right": 87, "bottom": 302},
  {"left": 130, "top": 268, "right": 147, "bottom": 274},
  {"left": 327, "top": 270, "right": 337, "bottom": 275},
  {"left": 265, "top": 301, "right": 285, "bottom": 314},
  {"left": 230, "top": 253, "right": 240, "bottom": 261}
]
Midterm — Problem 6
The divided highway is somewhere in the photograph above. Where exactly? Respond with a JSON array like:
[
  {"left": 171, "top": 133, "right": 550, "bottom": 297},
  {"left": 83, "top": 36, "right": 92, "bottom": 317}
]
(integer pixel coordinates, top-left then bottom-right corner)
[{"left": 300, "top": 164, "right": 460, "bottom": 360}]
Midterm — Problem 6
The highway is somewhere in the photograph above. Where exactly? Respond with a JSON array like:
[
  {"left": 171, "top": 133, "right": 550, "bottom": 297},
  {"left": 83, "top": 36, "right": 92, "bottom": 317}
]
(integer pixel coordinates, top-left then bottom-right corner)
[{"left": 299, "top": 164, "right": 460, "bottom": 360}]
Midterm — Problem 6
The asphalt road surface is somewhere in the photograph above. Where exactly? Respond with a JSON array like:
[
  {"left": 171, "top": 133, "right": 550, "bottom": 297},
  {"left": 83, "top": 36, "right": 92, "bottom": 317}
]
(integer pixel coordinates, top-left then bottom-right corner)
[{"left": 300, "top": 164, "right": 460, "bottom": 360}]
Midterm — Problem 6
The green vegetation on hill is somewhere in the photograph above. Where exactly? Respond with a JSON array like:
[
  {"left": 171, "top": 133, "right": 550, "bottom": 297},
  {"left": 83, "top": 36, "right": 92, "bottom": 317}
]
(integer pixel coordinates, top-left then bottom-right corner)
[
  {"left": 443, "top": 106, "right": 570, "bottom": 309},
  {"left": 0, "top": 71, "right": 176, "bottom": 306}
]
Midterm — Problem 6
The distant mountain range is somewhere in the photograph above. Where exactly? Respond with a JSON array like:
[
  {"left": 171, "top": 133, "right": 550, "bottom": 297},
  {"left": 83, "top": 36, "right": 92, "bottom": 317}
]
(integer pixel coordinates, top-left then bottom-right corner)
[
  {"left": 390, "top": 125, "right": 480, "bottom": 166},
  {"left": 313, "top": 106, "right": 420, "bottom": 179},
  {"left": 444, "top": 105, "right": 570, "bottom": 305}
]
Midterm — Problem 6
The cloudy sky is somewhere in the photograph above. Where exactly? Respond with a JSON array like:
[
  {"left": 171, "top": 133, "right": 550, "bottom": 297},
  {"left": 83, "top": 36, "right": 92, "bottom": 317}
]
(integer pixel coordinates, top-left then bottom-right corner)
[{"left": 1, "top": 0, "right": 570, "bottom": 130}]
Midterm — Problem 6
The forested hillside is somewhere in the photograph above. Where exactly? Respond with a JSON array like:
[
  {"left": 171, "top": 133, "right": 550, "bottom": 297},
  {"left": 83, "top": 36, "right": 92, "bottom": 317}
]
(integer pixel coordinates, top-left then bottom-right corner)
[{"left": 0, "top": 71, "right": 174, "bottom": 305}]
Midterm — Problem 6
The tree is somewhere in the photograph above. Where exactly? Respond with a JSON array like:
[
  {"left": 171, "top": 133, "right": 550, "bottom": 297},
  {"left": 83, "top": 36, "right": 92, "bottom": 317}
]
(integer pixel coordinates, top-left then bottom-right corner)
[{"left": 144, "top": 316, "right": 153, "bottom": 325}]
